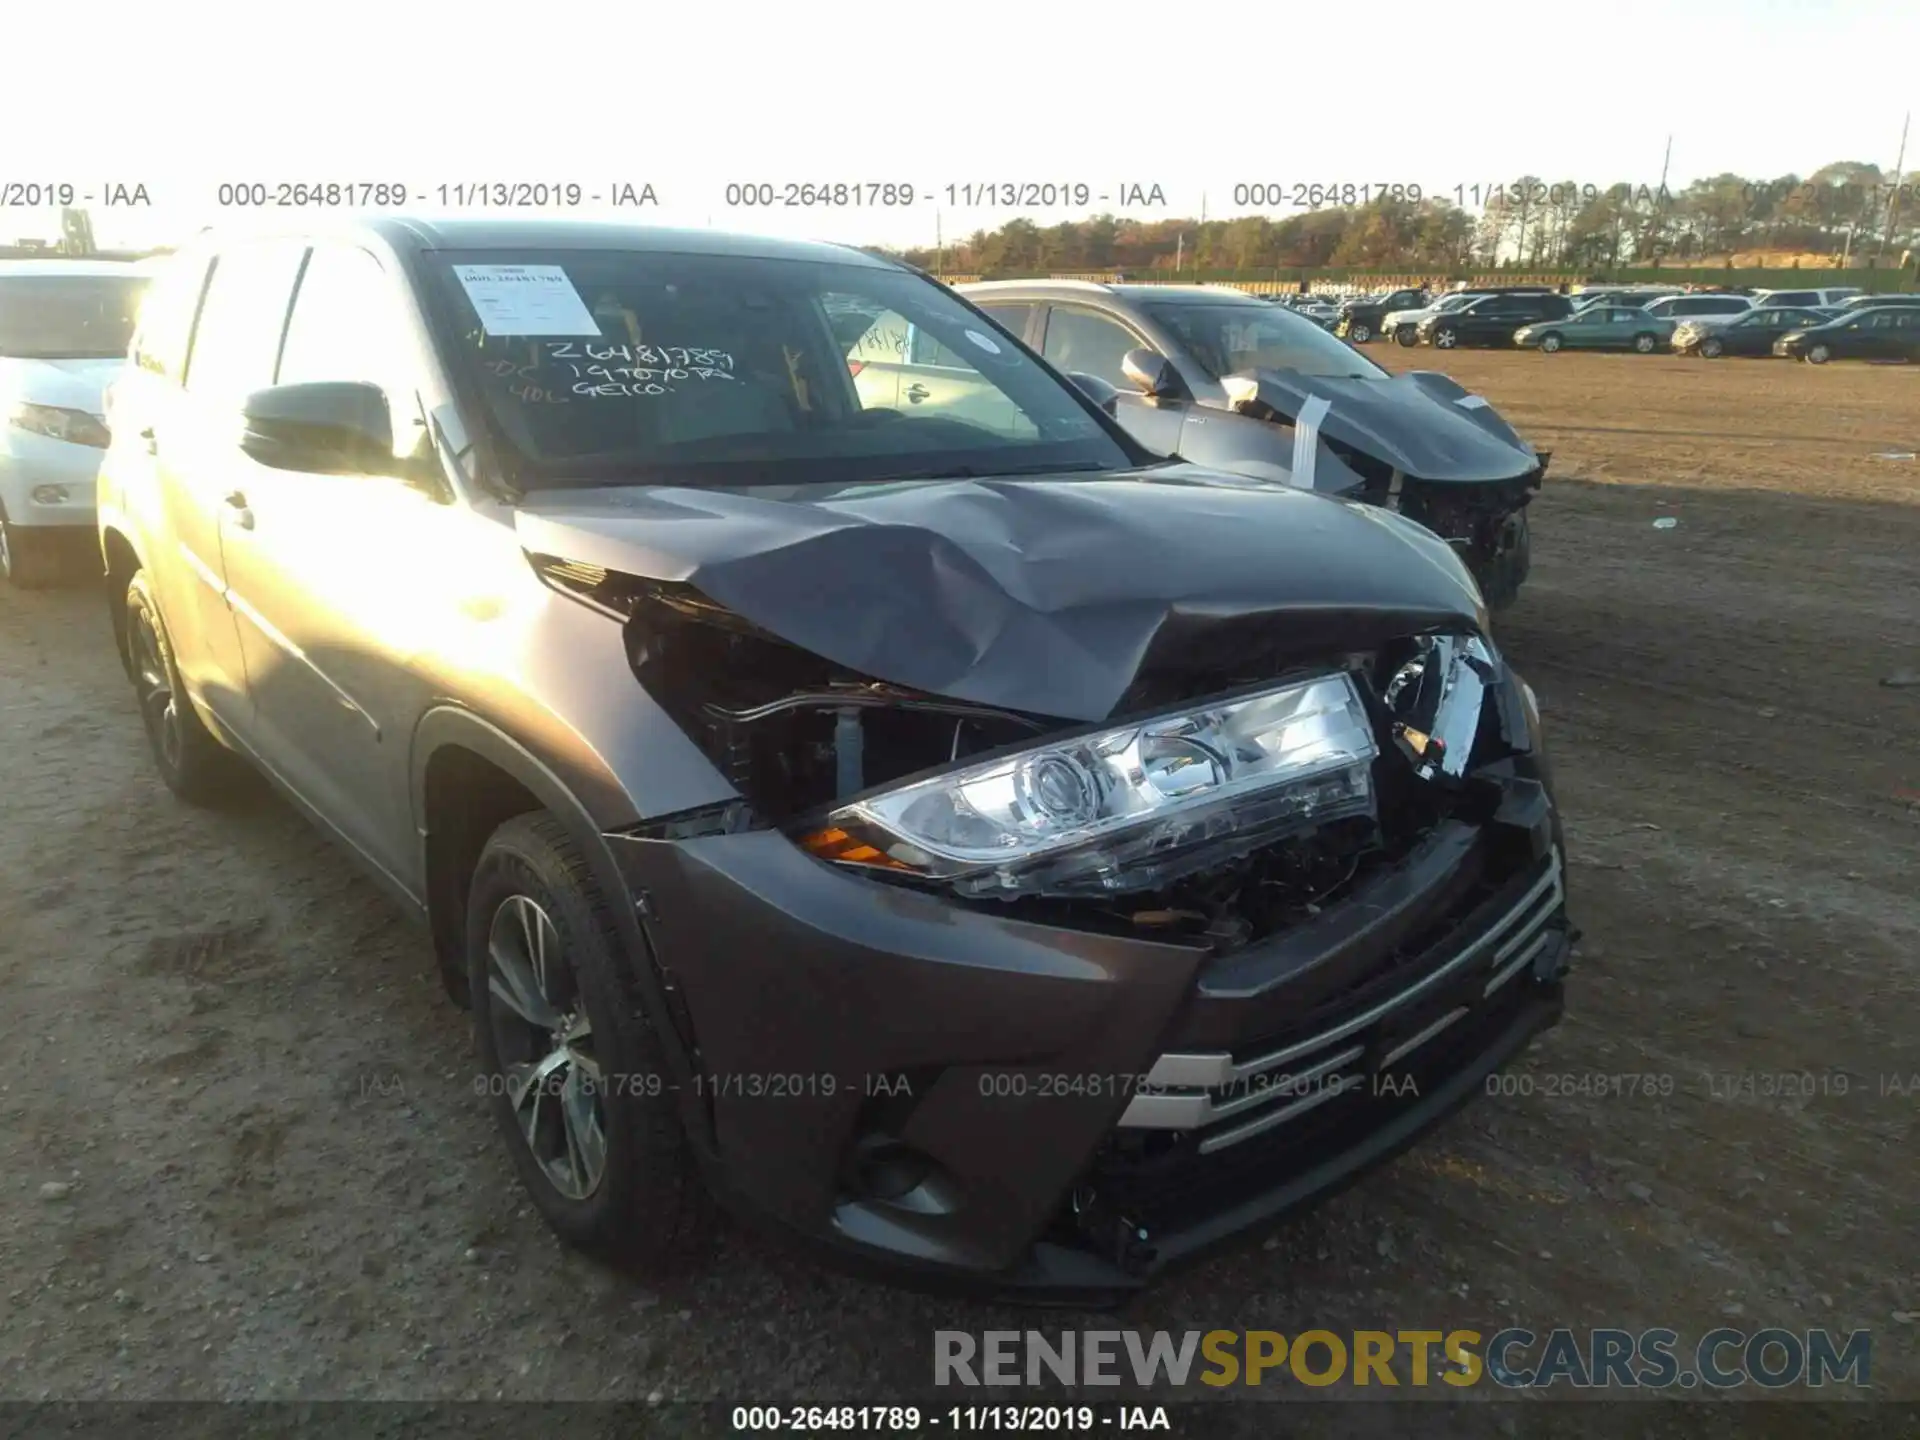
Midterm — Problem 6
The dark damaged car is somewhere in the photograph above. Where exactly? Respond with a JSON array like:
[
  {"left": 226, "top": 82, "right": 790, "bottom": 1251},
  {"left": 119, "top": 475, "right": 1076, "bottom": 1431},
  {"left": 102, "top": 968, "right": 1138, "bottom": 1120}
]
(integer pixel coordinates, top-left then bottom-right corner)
[
  {"left": 98, "top": 220, "right": 1574, "bottom": 1301},
  {"left": 961, "top": 280, "right": 1550, "bottom": 608}
]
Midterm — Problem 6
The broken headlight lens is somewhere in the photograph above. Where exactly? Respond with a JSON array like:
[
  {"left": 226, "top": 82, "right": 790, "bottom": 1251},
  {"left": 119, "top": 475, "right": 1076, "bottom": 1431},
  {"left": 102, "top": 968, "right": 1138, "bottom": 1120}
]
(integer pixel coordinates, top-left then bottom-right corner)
[
  {"left": 1383, "top": 633, "right": 1497, "bottom": 781},
  {"left": 800, "top": 673, "right": 1378, "bottom": 898}
]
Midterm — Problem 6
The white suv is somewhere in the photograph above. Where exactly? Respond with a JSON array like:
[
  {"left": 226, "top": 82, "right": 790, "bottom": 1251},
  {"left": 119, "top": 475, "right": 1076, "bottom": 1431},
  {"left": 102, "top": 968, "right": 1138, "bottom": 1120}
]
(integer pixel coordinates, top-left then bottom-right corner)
[{"left": 1753, "top": 286, "right": 1862, "bottom": 310}]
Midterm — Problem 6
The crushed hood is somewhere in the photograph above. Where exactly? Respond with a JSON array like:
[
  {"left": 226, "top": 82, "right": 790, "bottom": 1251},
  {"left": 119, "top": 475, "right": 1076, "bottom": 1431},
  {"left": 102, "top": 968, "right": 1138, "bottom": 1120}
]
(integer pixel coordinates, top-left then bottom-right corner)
[
  {"left": 1221, "top": 369, "right": 1537, "bottom": 483},
  {"left": 515, "top": 463, "right": 1485, "bottom": 723}
]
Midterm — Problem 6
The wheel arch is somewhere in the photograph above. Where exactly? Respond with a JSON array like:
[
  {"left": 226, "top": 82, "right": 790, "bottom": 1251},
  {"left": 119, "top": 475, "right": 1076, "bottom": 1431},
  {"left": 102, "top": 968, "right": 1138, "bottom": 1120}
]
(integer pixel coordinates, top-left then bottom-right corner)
[
  {"left": 100, "top": 524, "right": 145, "bottom": 676},
  {"left": 411, "top": 705, "right": 715, "bottom": 1151}
]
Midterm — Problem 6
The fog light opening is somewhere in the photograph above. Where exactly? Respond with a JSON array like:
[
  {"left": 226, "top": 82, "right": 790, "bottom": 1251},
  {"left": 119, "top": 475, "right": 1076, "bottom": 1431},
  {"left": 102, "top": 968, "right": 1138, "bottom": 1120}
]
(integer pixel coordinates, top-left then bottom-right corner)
[
  {"left": 847, "top": 1136, "right": 960, "bottom": 1216},
  {"left": 30, "top": 485, "right": 70, "bottom": 505}
]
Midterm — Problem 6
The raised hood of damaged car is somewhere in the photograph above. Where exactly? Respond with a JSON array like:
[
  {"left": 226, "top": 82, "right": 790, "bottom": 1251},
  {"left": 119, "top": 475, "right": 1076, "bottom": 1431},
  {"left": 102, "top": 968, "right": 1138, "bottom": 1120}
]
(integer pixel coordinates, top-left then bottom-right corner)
[
  {"left": 513, "top": 462, "right": 1485, "bottom": 724},
  {"left": 1220, "top": 369, "right": 1538, "bottom": 484}
]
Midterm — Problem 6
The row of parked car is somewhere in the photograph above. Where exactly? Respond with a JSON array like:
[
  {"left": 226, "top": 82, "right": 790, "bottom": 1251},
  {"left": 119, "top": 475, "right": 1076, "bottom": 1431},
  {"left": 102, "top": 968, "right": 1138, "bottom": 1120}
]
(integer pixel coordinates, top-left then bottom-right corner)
[{"left": 1333, "top": 284, "right": 1920, "bottom": 362}]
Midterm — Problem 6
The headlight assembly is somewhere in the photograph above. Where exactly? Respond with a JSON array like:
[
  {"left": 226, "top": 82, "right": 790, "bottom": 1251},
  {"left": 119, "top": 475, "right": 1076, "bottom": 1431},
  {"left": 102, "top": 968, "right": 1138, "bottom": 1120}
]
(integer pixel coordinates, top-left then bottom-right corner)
[
  {"left": 8, "top": 402, "right": 110, "bottom": 448},
  {"left": 799, "top": 673, "right": 1379, "bottom": 898}
]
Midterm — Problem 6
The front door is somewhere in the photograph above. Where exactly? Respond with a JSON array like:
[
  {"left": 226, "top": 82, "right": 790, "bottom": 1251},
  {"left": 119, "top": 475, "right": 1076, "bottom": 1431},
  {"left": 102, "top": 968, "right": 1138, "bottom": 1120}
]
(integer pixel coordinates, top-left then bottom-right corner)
[{"left": 218, "top": 241, "right": 451, "bottom": 885}]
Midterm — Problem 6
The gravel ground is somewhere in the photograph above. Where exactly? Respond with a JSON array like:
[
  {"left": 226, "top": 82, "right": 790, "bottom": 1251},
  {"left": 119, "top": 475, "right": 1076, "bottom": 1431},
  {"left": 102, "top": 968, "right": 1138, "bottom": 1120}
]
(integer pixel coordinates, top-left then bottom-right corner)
[{"left": 0, "top": 347, "right": 1915, "bottom": 1432}]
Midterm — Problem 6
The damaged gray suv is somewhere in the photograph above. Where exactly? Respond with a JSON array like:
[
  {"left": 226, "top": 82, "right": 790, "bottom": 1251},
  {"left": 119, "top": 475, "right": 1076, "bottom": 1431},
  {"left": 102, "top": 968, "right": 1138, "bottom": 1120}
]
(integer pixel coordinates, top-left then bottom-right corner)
[{"left": 98, "top": 219, "right": 1573, "bottom": 1300}]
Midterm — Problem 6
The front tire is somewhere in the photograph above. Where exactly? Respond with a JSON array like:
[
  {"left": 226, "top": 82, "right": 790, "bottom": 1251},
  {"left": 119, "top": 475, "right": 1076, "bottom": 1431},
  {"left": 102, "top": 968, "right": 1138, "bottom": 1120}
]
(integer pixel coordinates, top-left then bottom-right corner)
[
  {"left": 1433, "top": 327, "right": 1459, "bottom": 349},
  {"left": 1700, "top": 337, "right": 1724, "bottom": 358},
  {"left": 1539, "top": 333, "right": 1563, "bottom": 353},
  {"left": 467, "top": 812, "right": 709, "bottom": 1276},
  {"left": 1807, "top": 344, "right": 1831, "bottom": 365},
  {"left": 1348, "top": 322, "right": 1373, "bottom": 343},
  {"left": 0, "top": 514, "right": 65, "bottom": 589},
  {"left": 124, "top": 570, "right": 244, "bottom": 805},
  {"left": 1395, "top": 325, "right": 1419, "bottom": 347},
  {"left": 1632, "top": 332, "right": 1657, "bottom": 353}
]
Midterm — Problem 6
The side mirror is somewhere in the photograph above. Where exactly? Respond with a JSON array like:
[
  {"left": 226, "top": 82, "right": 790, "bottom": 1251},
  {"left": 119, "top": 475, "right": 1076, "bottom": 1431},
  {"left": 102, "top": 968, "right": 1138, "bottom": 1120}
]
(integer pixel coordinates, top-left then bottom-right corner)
[
  {"left": 1120, "top": 347, "right": 1180, "bottom": 400},
  {"left": 240, "top": 382, "right": 394, "bottom": 474},
  {"left": 1067, "top": 371, "right": 1120, "bottom": 411}
]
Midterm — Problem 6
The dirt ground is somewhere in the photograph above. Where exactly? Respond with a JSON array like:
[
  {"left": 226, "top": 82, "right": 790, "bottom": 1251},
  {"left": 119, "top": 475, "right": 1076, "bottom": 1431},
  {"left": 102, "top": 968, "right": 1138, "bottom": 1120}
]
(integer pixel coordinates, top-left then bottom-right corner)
[{"left": 1, "top": 347, "right": 1915, "bottom": 1428}]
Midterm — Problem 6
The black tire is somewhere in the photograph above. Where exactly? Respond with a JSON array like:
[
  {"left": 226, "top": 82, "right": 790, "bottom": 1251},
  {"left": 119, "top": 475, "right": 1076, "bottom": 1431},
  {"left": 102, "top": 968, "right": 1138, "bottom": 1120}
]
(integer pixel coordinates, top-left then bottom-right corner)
[
  {"left": 1394, "top": 325, "right": 1419, "bottom": 347},
  {"left": 1806, "top": 344, "right": 1831, "bottom": 365},
  {"left": 124, "top": 569, "right": 244, "bottom": 804},
  {"left": 0, "top": 513, "right": 65, "bottom": 589},
  {"left": 1632, "top": 332, "right": 1657, "bottom": 353},
  {"left": 467, "top": 812, "right": 709, "bottom": 1275},
  {"left": 1700, "top": 337, "right": 1724, "bottom": 359},
  {"left": 1348, "top": 322, "right": 1373, "bottom": 344},
  {"left": 1538, "top": 332, "right": 1563, "bottom": 353}
]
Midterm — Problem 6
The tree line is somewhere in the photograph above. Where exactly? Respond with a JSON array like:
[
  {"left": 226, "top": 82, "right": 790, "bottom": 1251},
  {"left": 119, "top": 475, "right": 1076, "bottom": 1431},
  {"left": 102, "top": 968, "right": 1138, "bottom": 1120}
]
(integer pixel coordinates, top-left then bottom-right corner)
[{"left": 882, "top": 162, "right": 1918, "bottom": 275}]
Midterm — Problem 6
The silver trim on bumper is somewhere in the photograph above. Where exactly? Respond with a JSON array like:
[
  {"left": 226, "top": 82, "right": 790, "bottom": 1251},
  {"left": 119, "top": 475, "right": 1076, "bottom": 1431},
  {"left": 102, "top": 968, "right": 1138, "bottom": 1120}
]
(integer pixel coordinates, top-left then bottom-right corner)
[{"left": 1118, "top": 847, "right": 1565, "bottom": 1152}]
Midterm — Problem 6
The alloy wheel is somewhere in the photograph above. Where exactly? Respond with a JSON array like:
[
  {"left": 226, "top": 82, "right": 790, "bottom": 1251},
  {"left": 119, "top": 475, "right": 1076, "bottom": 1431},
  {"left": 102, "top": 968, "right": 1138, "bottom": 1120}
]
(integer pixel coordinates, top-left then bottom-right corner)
[
  {"left": 1808, "top": 345, "right": 1830, "bottom": 364},
  {"left": 484, "top": 893, "right": 607, "bottom": 1201},
  {"left": 1435, "top": 329, "right": 1457, "bottom": 349},
  {"left": 1351, "top": 324, "right": 1372, "bottom": 343},
  {"left": 130, "top": 606, "right": 183, "bottom": 771},
  {"left": 1541, "top": 335, "right": 1561, "bottom": 353},
  {"left": 1635, "top": 334, "right": 1656, "bottom": 353}
]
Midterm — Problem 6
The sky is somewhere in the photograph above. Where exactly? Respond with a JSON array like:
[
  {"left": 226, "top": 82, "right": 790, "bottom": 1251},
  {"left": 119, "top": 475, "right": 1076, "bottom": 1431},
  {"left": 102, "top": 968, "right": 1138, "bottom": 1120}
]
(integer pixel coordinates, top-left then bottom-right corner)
[{"left": 4, "top": 0, "right": 1915, "bottom": 253}]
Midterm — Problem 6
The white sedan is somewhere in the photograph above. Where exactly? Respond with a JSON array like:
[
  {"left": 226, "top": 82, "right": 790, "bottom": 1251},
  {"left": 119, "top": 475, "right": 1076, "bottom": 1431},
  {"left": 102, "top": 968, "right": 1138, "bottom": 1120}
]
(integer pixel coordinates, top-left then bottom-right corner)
[{"left": 0, "top": 259, "right": 150, "bottom": 586}]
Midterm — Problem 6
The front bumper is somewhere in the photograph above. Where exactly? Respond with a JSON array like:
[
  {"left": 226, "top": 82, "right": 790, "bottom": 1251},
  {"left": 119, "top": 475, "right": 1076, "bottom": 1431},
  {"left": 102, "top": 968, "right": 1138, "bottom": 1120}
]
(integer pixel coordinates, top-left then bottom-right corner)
[
  {"left": 607, "top": 746, "right": 1570, "bottom": 1301},
  {"left": 0, "top": 433, "right": 106, "bottom": 529}
]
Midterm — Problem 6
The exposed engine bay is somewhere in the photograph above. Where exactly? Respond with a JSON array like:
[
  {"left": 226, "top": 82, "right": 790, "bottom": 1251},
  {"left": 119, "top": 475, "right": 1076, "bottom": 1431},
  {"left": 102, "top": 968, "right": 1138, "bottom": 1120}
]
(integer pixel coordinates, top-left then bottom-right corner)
[{"left": 539, "top": 558, "right": 1521, "bottom": 956}]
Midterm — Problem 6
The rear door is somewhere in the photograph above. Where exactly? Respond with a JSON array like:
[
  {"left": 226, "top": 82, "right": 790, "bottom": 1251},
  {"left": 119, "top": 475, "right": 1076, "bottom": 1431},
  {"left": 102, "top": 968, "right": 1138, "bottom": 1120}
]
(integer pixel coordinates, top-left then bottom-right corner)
[
  {"left": 897, "top": 323, "right": 1033, "bottom": 435},
  {"left": 1896, "top": 310, "right": 1920, "bottom": 359},
  {"left": 156, "top": 239, "right": 308, "bottom": 730}
]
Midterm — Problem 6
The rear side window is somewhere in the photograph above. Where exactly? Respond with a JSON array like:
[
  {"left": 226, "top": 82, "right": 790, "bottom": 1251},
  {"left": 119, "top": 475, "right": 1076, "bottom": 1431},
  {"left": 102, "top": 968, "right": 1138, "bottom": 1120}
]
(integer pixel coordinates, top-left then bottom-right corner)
[
  {"left": 182, "top": 241, "right": 308, "bottom": 405},
  {"left": 1768, "top": 291, "right": 1816, "bottom": 307},
  {"left": 131, "top": 254, "right": 213, "bottom": 381}
]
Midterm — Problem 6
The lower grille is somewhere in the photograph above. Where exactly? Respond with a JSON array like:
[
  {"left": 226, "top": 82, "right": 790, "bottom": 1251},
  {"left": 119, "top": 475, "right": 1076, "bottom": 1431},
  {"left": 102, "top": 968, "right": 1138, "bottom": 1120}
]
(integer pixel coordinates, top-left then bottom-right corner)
[{"left": 1118, "top": 847, "right": 1564, "bottom": 1155}]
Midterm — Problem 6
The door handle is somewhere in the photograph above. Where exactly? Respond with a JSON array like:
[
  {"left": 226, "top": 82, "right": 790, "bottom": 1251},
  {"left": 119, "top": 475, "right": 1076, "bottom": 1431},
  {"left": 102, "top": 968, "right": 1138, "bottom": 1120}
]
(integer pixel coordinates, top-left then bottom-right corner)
[
  {"left": 223, "top": 491, "right": 255, "bottom": 531},
  {"left": 139, "top": 426, "right": 157, "bottom": 455},
  {"left": 905, "top": 384, "right": 930, "bottom": 403}
]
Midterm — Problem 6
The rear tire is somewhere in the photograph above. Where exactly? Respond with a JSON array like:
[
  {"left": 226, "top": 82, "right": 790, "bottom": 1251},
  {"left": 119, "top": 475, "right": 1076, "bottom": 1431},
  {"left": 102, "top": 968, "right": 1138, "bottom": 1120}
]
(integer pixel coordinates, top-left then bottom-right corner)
[
  {"left": 467, "top": 812, "right": 711, "bottom": 1277},
  {"left": 1632, "top": 333, "right": 1657, "bottom": 353},
  {"left": 124, "top": 570, "right": 244, "bottom": 805}
]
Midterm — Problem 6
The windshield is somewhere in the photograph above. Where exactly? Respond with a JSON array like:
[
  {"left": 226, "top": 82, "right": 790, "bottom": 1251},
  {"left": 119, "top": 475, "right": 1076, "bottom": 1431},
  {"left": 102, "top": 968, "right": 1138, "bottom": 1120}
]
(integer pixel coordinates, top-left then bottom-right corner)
[
  {"left": 1143, "top": 301, "right": 1386, "bottom": 381},
  {"left": 0, "top": 275, "right": 148, "bottom": 359},
  {"left": 428, "top": 249, "right": 1131, "bottom": 487}
]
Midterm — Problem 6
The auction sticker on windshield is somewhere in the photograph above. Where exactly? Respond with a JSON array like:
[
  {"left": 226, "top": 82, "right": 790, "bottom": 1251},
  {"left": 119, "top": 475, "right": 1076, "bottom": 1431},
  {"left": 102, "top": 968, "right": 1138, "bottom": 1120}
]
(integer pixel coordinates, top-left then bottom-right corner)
[{"left": 453, "top": 264, "right": 601, "bottom": 336}]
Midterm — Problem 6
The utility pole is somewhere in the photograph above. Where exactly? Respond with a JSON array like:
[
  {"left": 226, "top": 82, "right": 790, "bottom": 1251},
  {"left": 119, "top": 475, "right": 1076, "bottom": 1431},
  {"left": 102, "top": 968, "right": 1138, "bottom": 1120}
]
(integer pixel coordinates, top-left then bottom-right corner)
[
  {"left": 1879, "top": 111, "right": 1910, "bottom": 267},
  {"left": 1653, "top": 134, "right": 1673, "bottom": 268}
]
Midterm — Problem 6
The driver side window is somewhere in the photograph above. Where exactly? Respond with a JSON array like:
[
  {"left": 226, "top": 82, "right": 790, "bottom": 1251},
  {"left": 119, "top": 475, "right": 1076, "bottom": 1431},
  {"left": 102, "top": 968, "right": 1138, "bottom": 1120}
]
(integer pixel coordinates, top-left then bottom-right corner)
[
  {"left": 1041, "top": 307, "right": 1140, "bottom": 388},
  {"left": 276, "top": 244, "right": 427, "bottom": 459}
]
